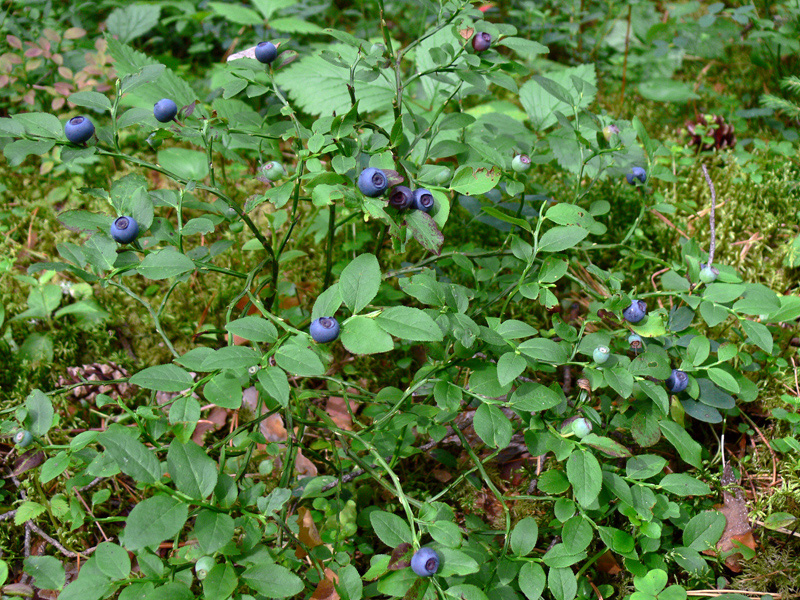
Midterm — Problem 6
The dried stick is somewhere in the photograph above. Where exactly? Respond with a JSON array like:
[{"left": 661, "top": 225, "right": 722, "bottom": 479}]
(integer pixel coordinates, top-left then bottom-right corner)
[{"left": 701, "top": 165, "right": 717, "bottom": 265}]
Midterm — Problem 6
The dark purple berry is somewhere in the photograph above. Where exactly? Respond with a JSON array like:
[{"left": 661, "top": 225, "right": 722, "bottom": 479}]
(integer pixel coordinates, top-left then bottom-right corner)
[
  {"left": 388, "top": 186, "right": 413, "bottom": 210},
  {"left": 472, "top": 32, "right": 491, "bottom": 52}
]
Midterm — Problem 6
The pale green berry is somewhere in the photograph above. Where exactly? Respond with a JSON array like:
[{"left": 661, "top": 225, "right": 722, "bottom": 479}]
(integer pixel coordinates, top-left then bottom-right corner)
[
  {"left": 699, "top": 265, "right": 718, "bottom": 283},
  {"left": 592, "top": 346, "right": 610, "bottom": 364},
  {"left": 572, "top": 418, "right": 593, "bottom": 439}
]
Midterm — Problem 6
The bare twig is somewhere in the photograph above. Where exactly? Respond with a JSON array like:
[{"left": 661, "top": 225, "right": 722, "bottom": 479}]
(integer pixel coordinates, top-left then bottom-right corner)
[
  {"left": 701, "top": 165, "right": 717, "bottom": 265},
  {"left": 27, "top": 521, "right": 88, "bottom": 559}
]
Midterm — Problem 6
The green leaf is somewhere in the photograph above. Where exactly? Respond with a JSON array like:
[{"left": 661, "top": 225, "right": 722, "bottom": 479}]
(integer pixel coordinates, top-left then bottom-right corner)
[
  {"left": 130, "top": 364, "right": 194, "bottom": 392},
  {"left": 634, "top": 569, "right": 668, "bottom": 596},
  {"left": 23, "top": 556, "right": 65, "bottom": 590},
  {"left": 203, "top": 563, "right": 238, "bottom": 600},
  {"left": 629, "top": 349, "right": 672, "bottom": 379},
  {"left": 450, "top": 165, "right": 502, "bottom": 196},
  {"left": 169, "top": 396, "right": 200, "bottom": 425},
  {"left": 428, "top": 521, "right": 462, "bottom": 548},
  {"left": 542, "top": 544, "right": 587, "bottom": 568},
  {"left": 208, "top": 2, "right": 263, "bottom": 24},
  {"left": 3, "top": 138, "right": 56, "bottom": 167},
  {"left": 375, "top": 306, "right": 443, "bottom": 342},
  {"left": 273, "top": 16, "right": 323, "bottom": 33},
  {"left": 40, "top": 452, "right": 70, "bottom": 484},
  {"left": 496, "top": 352, "right": 527, "bottom": 387},
  {"left": 137, "top": 247, "right": 196, "bottom": 280},
  {"left": 518, "top": 562, "right": 546, "bottom": 600},
  {"left": 242, "top": 563, "right": 304, "bottom": 598},
  {"left": 341, "top": 316, "right": 394, "bottom": 355},
  {"left": 605, "top": 366, "right": 634, "bottom": 398},
  {"left": 626, "top": 455, "right": 668, "bottom": 480},
  {"left": 274, "top": 344, "right": 325, "bottom": 376},
  {"left": 167, "top": 440, "right": 218, "bottom": 499},
  {"left": 98, "top": 424, "right": 161, "bottom": 484},
  {"left": 510, "top": 517, "right": 539, "bottom": 556},
  {"left": 157, "top": 148, "right": 209, "bottom": 181},
  {"left": 257, "top": 367, "right": 291, "bottom": 407},
  {"left": 370, "top": 511, "right": 413, "bottom": 547},
  {"left": 548, "top": 566, "right": 578, "bottom": 600},
  {"left": 566, "top": 450, "right": 602, "bottom": 508},
  {"left": 538, "top": 226, "right": 589, "bottom": 252},
  {"left": 312, "top": 283, "right": 343, "bottom": 321},
  {"left": 683, "top": 510, "right": 726, "bottom": 551},
  {"left": 24, "top": 389, "right": 54, "bottom": 436},
  {"left": 122, "top": 495, "right": 189, "bottom": 552},
  {"left": 94, "top": 542, "right": 131, "bottom": 580},
  {"left": 638, "top": 78, "right": 699, "bottom": 102},
  {"left": 510, "top": 382, "right": 563, "bottom": 412},
  {"left": 598, "top": 527, "right": 634, "bottom": 554},
  {"left": 707, "top": 367, "right": 740, "bottom": 393},
  {"left": 659, "top": 421, "right": 703, "bottom": 468},
  {"left": 339, "top": 253, "right": 381, "bottom": 314},
  {"left": 199, "top": 346, "right": 261, "bottom": 371},
  {"left": 194, "top": 510, "right": 235, "bottom": 555},
  {"left": 68, "top": 91, "right": 112, "bottom": 112},
  {"left": 659, "top": 474, "right": 712, "bottom": 496},
  {"left": 13, "top": 112, "right": 64, "bottom": 138},
  {"left": 203, "top": 371, "right": 243, "bottom": 409},
  {"left": 740, "top": 319, "right": 773, "bottom": 354},
  {"left": 686, "top": 336, "right": 711, "bottom": 366},
  {"left": 518, "top": 338, "right": 569, "bottom": 364},
  {"left": 106, "top": 4, "right": 161, "bottom": 43},
  {"left": 473, "top": 403, "right": 513, "bottom": 449},
  {"left": 519, "top": 64, "right": 596, "bottom": 130},
  {"left": 498, "top": 37, "right": 549, "bottom": 57},
  {"left": 14, "top": 501, "right": 47, "bottom": 525}
]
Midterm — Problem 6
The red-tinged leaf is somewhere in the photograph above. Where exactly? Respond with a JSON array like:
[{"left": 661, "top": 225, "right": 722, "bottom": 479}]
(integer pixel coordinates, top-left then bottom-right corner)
[
  {"left": 388, "top": 543, "right": 413, "bottom": 570},
  {"left": 404, "top": 210, "right": 444, "bottom": 255}
]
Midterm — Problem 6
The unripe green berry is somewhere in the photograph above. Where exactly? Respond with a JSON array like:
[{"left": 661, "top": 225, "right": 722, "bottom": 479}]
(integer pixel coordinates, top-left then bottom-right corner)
[
  {"left": 195, "top": 556, "right": 215, "bottom": 580},
  {"left": 572, "top": 418, "right": 593, "bottom": 439},
  {"left": 699, "top": 265, "right": 718, "bottom": 283},
  {"left": 592, "top": 346, "right": 610, "bottom": 364},
  {"left": 14, "top": 430, "right": 33, "bottom": 447},
  {"left": 511, "top": 154, "right": 531, "bottom": 173}
]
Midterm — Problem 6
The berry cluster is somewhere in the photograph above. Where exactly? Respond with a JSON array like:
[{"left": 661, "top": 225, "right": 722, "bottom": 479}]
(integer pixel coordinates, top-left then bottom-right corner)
[{"left": 357, "top": 168, "right": 435, "bottom": 213}]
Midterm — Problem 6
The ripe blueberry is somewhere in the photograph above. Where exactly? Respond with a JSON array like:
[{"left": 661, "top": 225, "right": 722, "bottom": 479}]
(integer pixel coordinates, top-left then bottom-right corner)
[
  {"left": 310, "top": 317, "right": 340, "bottom": 343},
  {"left": 64, "top": 116, "right": 95, "bottom": 144},
  {"left": 262, "top": 161, "right": 286, "bottom": 181},
  {"left": 623, "top": 299, "right": 647, "bottom": 324},
  {"left": 665, "top": 369, "right": 689, "bottom": 393},
  {"left": 195, "top": 556, "right": 215, "bottom": 580},
  {"left": 571, "top": 418, "right": 593, "bottom": 439},
  {"left": 592, "top": 345, "right": 610, "bottom": 364},
  {"left": 255, "top": 41, "right": 278, "bottom": 64},
  {"left": 628, "top": 333, "right": 644, "bottom": 352},
  {"left": 511, "top": 154, "right": 531, "bottom": 173},
  {"left": 699, "top": 264, "right": 719, "bottom": 284},
  {"left": 472, "top": 32, "right": 491, "bottom": 52},
  {"left": 153, "top": 99, "right": 178, "bottom": 123},
  {"left": 412, "top": 188, "right": 434, "bottom": 212},
  {"left": 357, "top": 167, "right": 388, "bottom": 197},
  {"left": 110, "top": 216, "right": 140, "bottom": 244},
  {"left": 14, "top": 430, "right": 33, "bottom": 448},
  {"left": 388, "top": 186, "right": 413, "bottom": 210},
  {"left": 626, "top": 166, "right": 647, "bottom": 185},
  {"left": 411, "top": 547, "right": 440, "bottom": 577}
]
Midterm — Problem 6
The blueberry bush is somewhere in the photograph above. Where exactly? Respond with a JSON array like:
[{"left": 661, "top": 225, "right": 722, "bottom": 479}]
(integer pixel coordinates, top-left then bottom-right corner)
[{"left": 1, "top": 1, "right": 799, "bottom": 599}]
